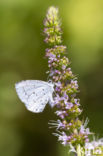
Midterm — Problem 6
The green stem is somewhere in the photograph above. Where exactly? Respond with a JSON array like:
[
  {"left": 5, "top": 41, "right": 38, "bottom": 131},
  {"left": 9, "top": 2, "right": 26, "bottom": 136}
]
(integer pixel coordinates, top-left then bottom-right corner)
[{"left": 76, "top": 144, "right": 85, "bottom": 156}]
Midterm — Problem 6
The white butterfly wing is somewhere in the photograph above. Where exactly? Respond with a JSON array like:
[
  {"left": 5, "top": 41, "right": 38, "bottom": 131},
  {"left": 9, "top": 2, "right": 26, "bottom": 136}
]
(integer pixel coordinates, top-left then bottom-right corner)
[{"left": 15, "top": 80, "right": 54, "bottom": 113}]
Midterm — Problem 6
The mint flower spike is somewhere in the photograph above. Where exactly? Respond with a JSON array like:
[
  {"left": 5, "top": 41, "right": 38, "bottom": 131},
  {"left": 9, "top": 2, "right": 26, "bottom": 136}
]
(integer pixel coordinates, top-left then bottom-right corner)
[
  {"left": 44, "top": 6, "right": 91, "bottom": 155},
  {"left": 43, "top": 6, "right": 102, "bottom": 156}
]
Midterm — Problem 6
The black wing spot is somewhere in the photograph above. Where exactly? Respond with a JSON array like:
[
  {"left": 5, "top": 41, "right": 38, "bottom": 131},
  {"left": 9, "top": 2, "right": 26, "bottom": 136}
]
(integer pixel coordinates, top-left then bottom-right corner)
[{"left": 36, "top": 108, "right": 38, "bottom": 112}]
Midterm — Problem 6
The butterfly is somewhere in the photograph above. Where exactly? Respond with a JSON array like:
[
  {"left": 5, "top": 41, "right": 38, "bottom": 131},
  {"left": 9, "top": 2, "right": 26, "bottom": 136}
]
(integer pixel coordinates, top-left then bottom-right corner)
[{"left": 15, "top": 80, "right": 54, "bottom": 113}]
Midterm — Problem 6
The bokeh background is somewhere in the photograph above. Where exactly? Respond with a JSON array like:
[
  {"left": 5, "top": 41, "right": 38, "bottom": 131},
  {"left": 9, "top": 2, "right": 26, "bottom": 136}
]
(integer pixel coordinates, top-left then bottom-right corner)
[{"left": 0, "top": 0, "right": 103, "bottom": 156}]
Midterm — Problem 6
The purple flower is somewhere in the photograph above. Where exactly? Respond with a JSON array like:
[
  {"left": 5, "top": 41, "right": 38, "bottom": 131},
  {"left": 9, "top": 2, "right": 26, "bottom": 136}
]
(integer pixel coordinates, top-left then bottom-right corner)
[
  {"left": 65, "top": 102, "right": 73, "bottom": 109},
  {"left": 71, "top": 80, "right": 78, "bottom": 89},
  {"left": 74, "top": 98, "right": 80, "bottom": 106},
  {"left": 57, "top": 120, "right": 66, "bottom": 129},
  {"left": 56, "top": 110, "right": 68, "bottom": 119},
  {"left": 63, "top": 92, "right": 69, "bottom": 99},
  {"left": 62, "top": 65, "right": 66, "bottom": 70},
  {"left": 58, "top": 132, "right": 69, "bottom": 145},
  {"left": 80, "top": 125, "right": 91, "bottom": 136}
]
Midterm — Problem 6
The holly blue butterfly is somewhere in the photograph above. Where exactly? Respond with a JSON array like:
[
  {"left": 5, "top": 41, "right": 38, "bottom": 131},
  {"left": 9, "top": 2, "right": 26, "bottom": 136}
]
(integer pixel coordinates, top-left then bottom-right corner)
[{"left": 15, "top": 80, "right": 54, "bottom": 113}]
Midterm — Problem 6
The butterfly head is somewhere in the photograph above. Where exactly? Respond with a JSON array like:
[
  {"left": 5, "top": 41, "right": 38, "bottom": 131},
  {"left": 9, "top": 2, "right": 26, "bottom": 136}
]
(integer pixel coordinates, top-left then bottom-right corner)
[{"left": 48, "top": 80, "right": 54, "bottom": 92}]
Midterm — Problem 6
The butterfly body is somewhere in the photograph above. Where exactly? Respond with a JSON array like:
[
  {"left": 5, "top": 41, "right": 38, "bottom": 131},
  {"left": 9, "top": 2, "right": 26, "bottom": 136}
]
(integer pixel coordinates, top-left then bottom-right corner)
[{"left": 15, "top": 80, "right": 54, "bottom": 113}]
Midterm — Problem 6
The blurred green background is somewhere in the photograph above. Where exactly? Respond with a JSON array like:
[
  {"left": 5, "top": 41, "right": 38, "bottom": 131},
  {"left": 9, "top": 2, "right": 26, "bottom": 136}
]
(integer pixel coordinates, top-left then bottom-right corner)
[{"left": 0, "top": 0, "right": 103, "bottom": 156}]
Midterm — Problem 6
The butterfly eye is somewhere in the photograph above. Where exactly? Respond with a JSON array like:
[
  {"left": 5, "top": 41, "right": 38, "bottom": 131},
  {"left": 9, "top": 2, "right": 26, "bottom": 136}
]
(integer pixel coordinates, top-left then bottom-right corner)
[{"left": 48, "top": 79, "right": 52, "bottom": 83}]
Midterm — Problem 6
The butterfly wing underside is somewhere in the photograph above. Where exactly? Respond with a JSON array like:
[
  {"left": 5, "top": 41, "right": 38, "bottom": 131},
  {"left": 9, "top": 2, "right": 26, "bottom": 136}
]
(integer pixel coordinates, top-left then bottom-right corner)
[{"left": 15, "top": 80, "right": 54, "bottom": 113}]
